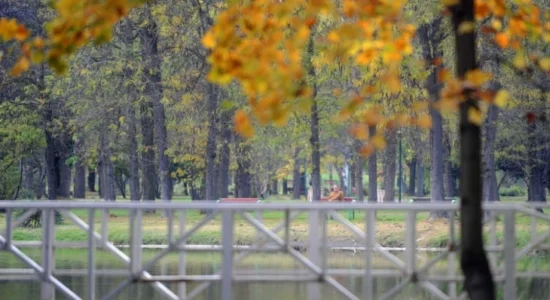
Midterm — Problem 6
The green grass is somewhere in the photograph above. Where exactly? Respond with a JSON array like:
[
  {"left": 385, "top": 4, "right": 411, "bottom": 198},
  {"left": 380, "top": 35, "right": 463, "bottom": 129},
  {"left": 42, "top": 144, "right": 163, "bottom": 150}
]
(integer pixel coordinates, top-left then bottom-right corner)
[{"left": 0, "top": 195, "right": 546, "bottom": 249}]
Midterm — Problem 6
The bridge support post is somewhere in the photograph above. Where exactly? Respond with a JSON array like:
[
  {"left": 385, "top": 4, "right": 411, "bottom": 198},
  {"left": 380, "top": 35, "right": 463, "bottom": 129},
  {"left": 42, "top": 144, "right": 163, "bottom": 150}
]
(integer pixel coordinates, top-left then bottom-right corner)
[
  {"left": 87, "top": 209, "right": 95, "bottom": 300},
  {"left": 405, "top": 211, "right": 416, "bottom": 277},
  {"left": 130, "top": 209, "right": 143, "bottom": 274},
  {"left": 221, "top": 210, "right": 234, "bottom": 300},
  {"left": 504, "top": 210, "right": 516, "bottom": 300},
  {"left": 364, "top": 209, "right": 375, "bottom": 300},
  {"left": 307, "top": 210, "right": 322, "bottom": 300},
  {"left": 178, "top": 210, "right": 187, "bottom": 298},
  {"left": 41, "top": 209, "right": 55, "bottom": 300}
]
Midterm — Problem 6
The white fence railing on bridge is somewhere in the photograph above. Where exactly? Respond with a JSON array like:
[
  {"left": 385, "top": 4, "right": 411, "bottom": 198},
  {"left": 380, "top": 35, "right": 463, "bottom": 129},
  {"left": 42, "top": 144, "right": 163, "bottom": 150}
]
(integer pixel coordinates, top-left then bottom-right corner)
[{"left": 0, "top": 201, "right": 549, "bottom": 300}]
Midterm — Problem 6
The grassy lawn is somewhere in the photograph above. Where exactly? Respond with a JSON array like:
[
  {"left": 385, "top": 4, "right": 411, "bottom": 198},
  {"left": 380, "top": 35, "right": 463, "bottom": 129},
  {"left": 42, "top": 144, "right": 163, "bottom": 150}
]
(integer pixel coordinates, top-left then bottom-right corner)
[{"left": 0, "top": 195, "right": 547, "bottom": 249}]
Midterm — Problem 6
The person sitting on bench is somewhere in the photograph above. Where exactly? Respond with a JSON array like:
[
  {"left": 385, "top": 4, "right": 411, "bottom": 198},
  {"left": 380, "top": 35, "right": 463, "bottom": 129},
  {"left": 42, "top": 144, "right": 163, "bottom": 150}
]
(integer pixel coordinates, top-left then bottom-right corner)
[{"left": 327, "top": 185, "right": 344, "bottom": 202}]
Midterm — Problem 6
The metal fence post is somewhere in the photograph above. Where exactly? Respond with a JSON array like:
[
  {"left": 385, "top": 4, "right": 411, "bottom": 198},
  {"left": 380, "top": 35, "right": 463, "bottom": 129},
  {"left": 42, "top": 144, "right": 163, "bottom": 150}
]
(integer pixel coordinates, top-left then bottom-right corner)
[
  {"left": 448, "top": 211, "right": 457, "bottom": 298},
  {"left": 405, "top": 211, "right": 417, "bottom": 278},
  {"left": 88, "top": 209, "right": 95, "bottom": 300},
  {"left": 221, "top": 210, "right": 234, "bottom": 300},
  {"left": 364, "top": 209, "right": 376, "bottom": 300},
  {"left": 41, "top": 209, "right": 55, "bottom": 300},
  {"left": 5, "top": 208, "right": 12, "bottom": 249},
  {"left": 504, "top": 210, "right": 516, "bottom": 300},
  {"left": 130, "top": 209, "right": 143, "bottom": 274},
  {"left": 178, "top": 210, "right": 186, "bottom": 299},
  {"left": 101, "top": 209, "right": 108, "bottom": 248},
  {"left": 307, "top": 209, "right": 321, "bottom": 300}
]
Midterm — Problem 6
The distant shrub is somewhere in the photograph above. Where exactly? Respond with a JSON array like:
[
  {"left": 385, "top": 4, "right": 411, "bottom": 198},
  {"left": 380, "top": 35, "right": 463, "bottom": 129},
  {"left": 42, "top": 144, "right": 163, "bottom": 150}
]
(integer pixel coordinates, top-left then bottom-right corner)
[{"left": 499, "top": 186, "right": 526, "bottom": 197}]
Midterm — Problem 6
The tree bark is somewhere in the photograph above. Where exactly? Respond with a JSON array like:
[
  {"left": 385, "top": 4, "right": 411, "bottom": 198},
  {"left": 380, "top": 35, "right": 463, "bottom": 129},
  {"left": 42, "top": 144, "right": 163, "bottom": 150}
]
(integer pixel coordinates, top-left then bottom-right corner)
[
  {"left": 292, "top": 147, "right": 301, "bottom": 200},
  {"left": 383, "top": 130, "right": 397, "bottom": 202},
  {"left": 307, "top": 30, "right": 321, "bottom": 203},
  {"left": 87, "top": 168, "right": 96, "bottom": 192},
  {"left": 127, "top": 103, "right": 141, "bottom": 201},
  {"left": 368, "top": 126, "right": 378, "bottom": 202},
  {"left": 140, "top": 99, "right": 157, "bottom": 201},
  {"left": 218, "top": 111, "right": 231, "bottom": 198},
  {"left": 100, "top": 133, "right": 116, "bottom": 201},
  {"left": 282, "top": 179, "right": 288, "bottom": 195},
  {"left": 407, "top": 157, "right": 416, "bottom": 195},
  {"left": 415, "top": 155, "right": 425, "bottom": 197},
  {"left": 418, "top": 18, "right": 445, "bottom": 209},
  {"left": 444, "top": 133, "right": 457, "bottom": 197},
  {"left": 482, "top": 105, "right": 500, "bottom": 202},
  {"left": 527, "top": 117, "right": 547, "bottom": 204},
  {"left": 204, "top": 85, "right": 219, "bottom": 201},
  {"left": 451, "top": 1, "right": 495, "bottom": 298},
  {"left": 139, "top": 5, "right": 170, "bottom": 204},
  {"left": 236, "top": 136, "right": 251, "bottom": 198},
  {"left": 271, "top": 178, "right": 278, "bottom": 195},
  {"left": 354, "top": 140, "right": 364, "bottom": 201}
]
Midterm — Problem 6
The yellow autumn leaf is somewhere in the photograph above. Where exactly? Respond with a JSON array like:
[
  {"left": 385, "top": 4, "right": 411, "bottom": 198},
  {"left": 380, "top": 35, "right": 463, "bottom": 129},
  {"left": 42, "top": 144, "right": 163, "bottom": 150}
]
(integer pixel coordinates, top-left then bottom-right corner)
[
  {"left": 458, "top": 21, "right": 475, "bottom": 34},
  {"left": 513, "top": 53, "right": 527, "bottom": 69},
  {"left": 119, "top": 116, "right": 126, "bottom": 123},
  {"left": 416, "top": 114, "right": 432, "bottom": 129},
  {"left": 494, "top": 90, "right": 509, "bottom": 108},
  {"left": 201, "top": 31, "right": 216, "bottom": 48},
  {"left": 10, "top": 57, "right": 29, "bottom": 76},
  {"left": 371, "top": 135, "right": 387, "bottom": 150},
  {"left": 468, "top": 107, "right": 483, "bottom": 125},
  {"left": 464, "top": 69, "right": 492, "bottom": 87},
  {"left": 538, "top": 58, "right": 550, "bottom": 71}
]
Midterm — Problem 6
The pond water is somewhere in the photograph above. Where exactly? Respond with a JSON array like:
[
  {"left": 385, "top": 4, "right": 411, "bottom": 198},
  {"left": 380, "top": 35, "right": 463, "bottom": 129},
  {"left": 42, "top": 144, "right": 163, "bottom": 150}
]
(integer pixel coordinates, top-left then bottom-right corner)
[{"left": 0, "top": 249, "right": 548, "bottom": 299}]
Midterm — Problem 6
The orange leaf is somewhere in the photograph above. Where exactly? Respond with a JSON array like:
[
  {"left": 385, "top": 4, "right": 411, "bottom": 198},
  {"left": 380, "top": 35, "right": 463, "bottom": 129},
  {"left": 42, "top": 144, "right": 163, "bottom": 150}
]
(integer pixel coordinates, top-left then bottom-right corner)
[
  {"left": 416, "top": 114, "right": 432, "bottom": 129},
  {"left": 494, "top": 33, "right": 509, "bottom": 48},
  {"left": 14, "top": 25, "right": 29, "bottom": 41}
]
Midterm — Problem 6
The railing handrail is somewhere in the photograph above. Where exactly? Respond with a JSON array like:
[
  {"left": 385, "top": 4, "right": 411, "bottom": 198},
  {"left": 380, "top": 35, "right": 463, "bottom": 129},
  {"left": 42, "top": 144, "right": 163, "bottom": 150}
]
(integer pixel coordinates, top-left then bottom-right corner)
[{"left": 0, "top": 200, "right": 549, "bottom": 210}]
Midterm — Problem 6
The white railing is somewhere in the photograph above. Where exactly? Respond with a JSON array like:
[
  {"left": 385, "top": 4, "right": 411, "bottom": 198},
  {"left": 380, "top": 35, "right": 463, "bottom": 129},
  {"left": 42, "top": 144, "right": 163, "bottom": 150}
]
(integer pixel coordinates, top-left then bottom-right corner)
[{"left": 0, "top": 201, "right": 548, "bottom": 300}]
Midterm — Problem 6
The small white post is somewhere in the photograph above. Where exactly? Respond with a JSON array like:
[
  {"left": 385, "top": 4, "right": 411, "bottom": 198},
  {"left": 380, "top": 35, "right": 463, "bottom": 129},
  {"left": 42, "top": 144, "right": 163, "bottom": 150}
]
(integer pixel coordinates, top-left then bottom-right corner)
[
  {"left": 221, "top": 210, "right": 234, "bottom": 300},
  {"left": 307, "top": 210, "right": 321, "bottom": 300},
  {"left": 178, "top": 210, "right": 186, "bottom": 298},
  {"left": 41, "top": 209, "right": 55, "bottom": 300},
  {"left": 504, "top": 210, "right": 516, "bottom": 300}
]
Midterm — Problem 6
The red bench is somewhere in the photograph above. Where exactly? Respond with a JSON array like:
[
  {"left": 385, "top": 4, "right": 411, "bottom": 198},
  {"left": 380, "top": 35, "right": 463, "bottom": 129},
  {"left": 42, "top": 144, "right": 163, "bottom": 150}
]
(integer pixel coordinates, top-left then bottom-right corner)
[
  {"left": 320, "top": 197, "right": 355, "bottom": 202},
  {"left": 217, "top": 198, "right": 261, "bottom": 203}
]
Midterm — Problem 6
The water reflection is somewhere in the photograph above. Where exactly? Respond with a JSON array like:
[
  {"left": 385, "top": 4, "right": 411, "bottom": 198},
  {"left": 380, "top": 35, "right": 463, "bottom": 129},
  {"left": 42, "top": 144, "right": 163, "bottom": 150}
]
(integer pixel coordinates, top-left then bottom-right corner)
[{"left": 0, "top": 249, "right": 547, "bottom": 299}]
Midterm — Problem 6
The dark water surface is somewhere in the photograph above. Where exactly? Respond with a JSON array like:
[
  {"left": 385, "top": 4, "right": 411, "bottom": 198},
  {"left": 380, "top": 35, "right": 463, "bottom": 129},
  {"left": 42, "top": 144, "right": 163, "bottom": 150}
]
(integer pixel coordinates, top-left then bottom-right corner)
[{"left": 0, "top": 249, "right": 548, "bottom": 299}]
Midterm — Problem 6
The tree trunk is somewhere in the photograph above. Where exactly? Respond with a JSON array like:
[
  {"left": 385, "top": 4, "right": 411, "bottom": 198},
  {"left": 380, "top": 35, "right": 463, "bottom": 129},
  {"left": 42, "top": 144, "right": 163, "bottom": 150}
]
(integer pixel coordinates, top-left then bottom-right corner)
[
  {"left": 236, "top": 136, "right": 251, "bottom": 198},
  {"left": 57, "top": 142, "right": 72, "bottom": 199},
  {"left": 307, "top": 30, "right": 321, "bottom": 203},
  {"left": 407, "top": 157, "right": 416, "bottom": 195},
  {"left": 140, "top": 5, "right": 170, "bottom": 205},
  {"left": 127, "top": 104, "right": 141, "bottom": 201},
  {"left": 205, "top": 84, "right": 219, "bottom": 201},
  {"left": 87, "top": 168, "right": 96, "bottom": 192},
  {"left": 354, "top": 141, "right": 364, "bottom": 201},
  {"left": 73, "top": 159, "right": 86, "bottom": 199},
  {"left": 44, "top": 125, "right": 57, "bottom": 200},
  {"left": 527, "top": 117, "right": 547, "bottom": 204},
  {"left": 415, "top": 155, "right": 425, "bottom": 197},
  {"left": 383, "top": 130, "right": 397, "bottom": 202},
  {"left": 451, "top": 1, "right": 495, "bottom": 298},
  {"left": 368, "top": 126, "right": 378, "bottom": 202},
  {"left": 444, "top": 133, "right": 457, "bottom": 198},
  {"left": 292, "top": 147, "right": 301, "bottom": 200},
  {"left": 271, "top": 178, "right": 278, "bottom": 195},
  {"left": 140, "top": 99, "right": 157, "bottom": 201},
  {"left": 218, "top": 111, "right": 231, "bottom": 198},
  {"left": 282, "top": 179, "right": 288, "bottom": 195},
  {"left": 100, "top": 133, "right": 116, "bottom": 201},
  {"left": 418, "top": 18, "right": 445, "bottom": 209},
  {"left": 482, "top": 105, "right": 500, "bottom": 202}
]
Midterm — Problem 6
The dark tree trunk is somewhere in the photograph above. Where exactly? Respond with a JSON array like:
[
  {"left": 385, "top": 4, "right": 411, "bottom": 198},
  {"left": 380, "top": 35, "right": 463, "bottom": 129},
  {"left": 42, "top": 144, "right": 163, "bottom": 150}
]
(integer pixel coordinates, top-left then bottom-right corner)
[
  {"left": 415, "top": 156, "right": 425, "bottom": 197},
  {"left": 236, "top": 136, "right": 251, "bottom": 198},
  {"left": 73, "top": 159, "right": 86, "bottom": 199},
  {"left": 205, "top": 84, "right": 219, "bottom": 201},
  {"left": 307, "top": 30, "right": 321, "bottom": 203},
  {"left": 140, "top": 99, "right": 157, "bottom": 201},
  {"left": 444, "top": 133, "right": 457, "bottom": 197},
  {"left": 88, "top": 168, "right": 96, "bottom": 192},
  {"left": 354, "top": 141, "right": 364, "bottom": 201},
  {"left": 57, "top": 143, "right": 72, "bottom": 198},
  {"left": 271, "top": 179, "right": 278, "bottom": 195},
  {"left": 100, "top": 133, "right": 116, "bottom": 201},
  {"left": 483, "top": 105, "right": 500, "bottom": 202},
  {"left": 127, "top": 104, "right": 141, "bottom": 201},
  {"left": 527, "top": 119, "right": 547, "bottom": 203},
  {"left": 139, "top": 5, "right": 170, "bottom": 204},
  {"left": 418, "top": 18, "right": 445, "bottom": 208},
  {"left": 407, "top": 157, "right": 416, "bottom": 195},
  {"left": 292, "top": 148, "right": 301, "bottom": 200},
  {"left": 451, "top": 1, "right": 495, "bottom": 298},
  {"left": 337, "top": 165, "right": 346, "bottom": 193},
  {"left": 282, "top": 179, "right": 288, "bottom": 195},
  {"left": 383, "top": 130, "right": 397, "bottom": 202},
  {"left": 368, "top": 126, "right": 378, "bottom": 202},
  {"left": 98, "top": 163, "right": 103, "bottom": 198},
  {"left": 218, "top": 111, "right": 231, "bottom": 198}
]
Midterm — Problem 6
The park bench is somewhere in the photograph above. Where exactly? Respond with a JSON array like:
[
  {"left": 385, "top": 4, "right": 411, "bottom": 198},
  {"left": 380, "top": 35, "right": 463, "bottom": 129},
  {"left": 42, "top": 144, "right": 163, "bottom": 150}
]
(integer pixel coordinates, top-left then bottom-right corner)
[{"left": 320, "top": 197, "right": 356, "bottom": 220}]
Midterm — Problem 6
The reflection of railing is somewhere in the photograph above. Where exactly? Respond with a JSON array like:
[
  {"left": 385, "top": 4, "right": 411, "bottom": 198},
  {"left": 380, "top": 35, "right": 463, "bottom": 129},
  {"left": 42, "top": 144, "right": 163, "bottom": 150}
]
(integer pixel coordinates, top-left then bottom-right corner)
[{"left": 0, "top": 201, "right": 548, "bottom": 300}]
